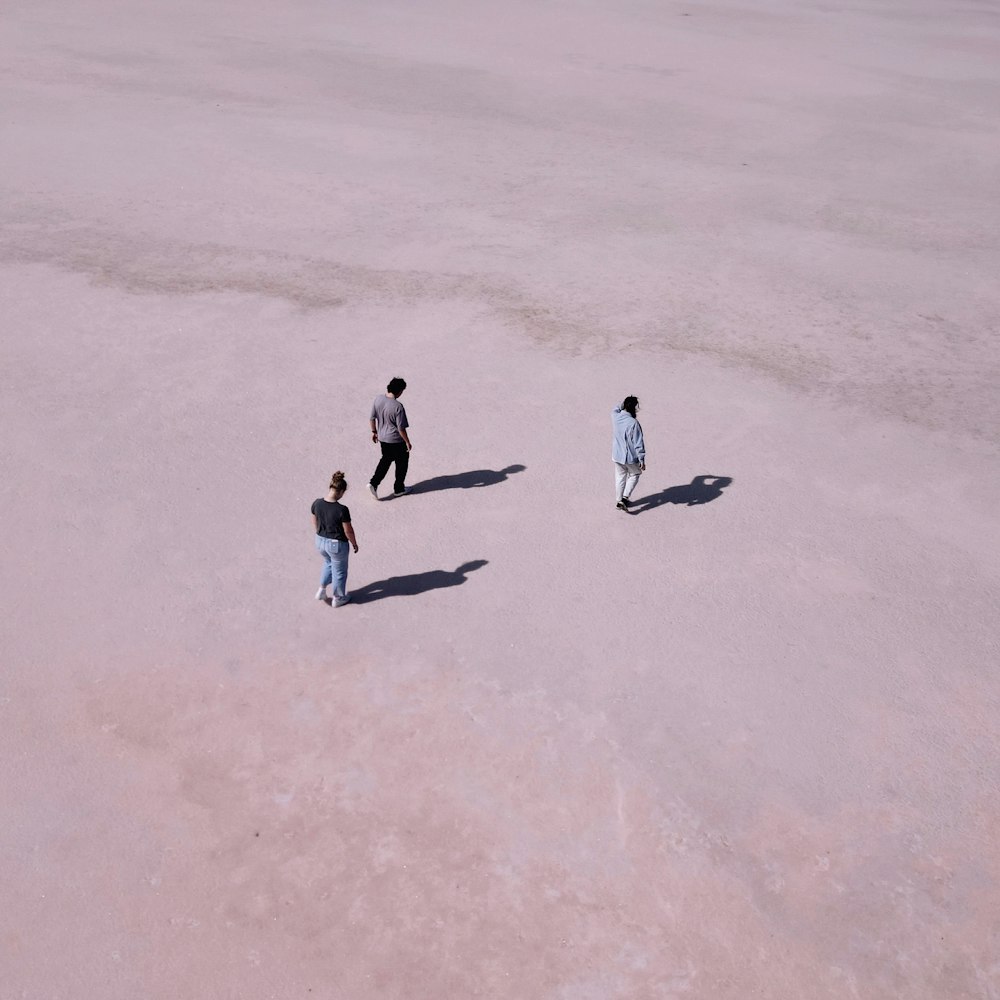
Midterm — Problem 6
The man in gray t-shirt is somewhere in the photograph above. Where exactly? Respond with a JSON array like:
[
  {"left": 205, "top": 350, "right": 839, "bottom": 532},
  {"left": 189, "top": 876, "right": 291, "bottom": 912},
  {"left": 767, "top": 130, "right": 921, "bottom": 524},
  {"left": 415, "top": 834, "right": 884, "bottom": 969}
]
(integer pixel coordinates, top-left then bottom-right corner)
[{"left": 368, "top": 377, "right": 412, "bottom": 499}]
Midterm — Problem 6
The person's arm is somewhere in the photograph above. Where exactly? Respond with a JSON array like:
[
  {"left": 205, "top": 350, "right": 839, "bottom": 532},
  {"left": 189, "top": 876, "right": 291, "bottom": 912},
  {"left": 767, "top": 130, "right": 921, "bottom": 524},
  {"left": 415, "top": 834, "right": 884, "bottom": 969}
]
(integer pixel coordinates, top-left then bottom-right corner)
[
  {"left": 633, "top": 424, "right": 646, "bottom": 470},
  {"left": 343, "top": 520, "right": 359, "bottom": 553},
  {"left": 398, "top": 407, "right": 412, "bottom": 450},
  {"left": 370, "top": 418, "right": 378, "bottom": 444}
]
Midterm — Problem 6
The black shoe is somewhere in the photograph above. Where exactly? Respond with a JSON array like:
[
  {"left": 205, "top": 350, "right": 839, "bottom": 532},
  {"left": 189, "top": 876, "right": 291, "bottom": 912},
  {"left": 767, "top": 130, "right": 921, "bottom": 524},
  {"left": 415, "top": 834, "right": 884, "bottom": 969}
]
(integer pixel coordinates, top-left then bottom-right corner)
[{"left": 616, "top": 499, "right": 626, "bottom": 510}]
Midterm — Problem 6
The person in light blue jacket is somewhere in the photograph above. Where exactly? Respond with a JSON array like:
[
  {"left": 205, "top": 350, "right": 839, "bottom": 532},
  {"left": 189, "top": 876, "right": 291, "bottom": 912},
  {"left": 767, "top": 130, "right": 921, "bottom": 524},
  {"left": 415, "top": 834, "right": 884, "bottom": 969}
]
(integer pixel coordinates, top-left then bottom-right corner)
[{"left": 611, "top": 396, "right": 645, "bottom": 511}]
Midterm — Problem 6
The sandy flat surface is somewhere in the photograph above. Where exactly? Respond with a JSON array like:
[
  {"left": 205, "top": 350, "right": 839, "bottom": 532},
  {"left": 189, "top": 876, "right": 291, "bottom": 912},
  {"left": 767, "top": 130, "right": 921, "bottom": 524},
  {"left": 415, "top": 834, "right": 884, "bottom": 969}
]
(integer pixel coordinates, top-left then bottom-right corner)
[{"left": 2, "top": 1, "right": 999, "bottom": 997}]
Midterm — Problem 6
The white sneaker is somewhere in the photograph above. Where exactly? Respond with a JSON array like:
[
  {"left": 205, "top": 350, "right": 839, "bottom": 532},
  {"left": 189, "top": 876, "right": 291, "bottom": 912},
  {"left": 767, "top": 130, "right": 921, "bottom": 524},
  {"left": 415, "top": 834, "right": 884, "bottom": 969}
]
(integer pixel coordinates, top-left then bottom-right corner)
[
  {"left": 333, "top": 594, "right": 352, "bottom": 607},
  {"left": 315, "top": 587, "right": 327, "bottom": 600},
  {"left": 368, "top": 484, "right": 379, "bottom": 500}
]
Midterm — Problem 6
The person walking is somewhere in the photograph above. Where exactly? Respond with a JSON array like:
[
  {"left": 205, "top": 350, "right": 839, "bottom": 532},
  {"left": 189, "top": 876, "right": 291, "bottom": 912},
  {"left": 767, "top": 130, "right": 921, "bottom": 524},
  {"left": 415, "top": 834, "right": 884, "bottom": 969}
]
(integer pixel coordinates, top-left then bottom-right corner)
[
  {"left": 612, "top": 395, "right": 645, "bottom": 511},
  {"left": 312, "top": 470, "right": 359, "bottom": 606},
  {"left": 369, "top": 376, "right": 412, "bottom": 499}
]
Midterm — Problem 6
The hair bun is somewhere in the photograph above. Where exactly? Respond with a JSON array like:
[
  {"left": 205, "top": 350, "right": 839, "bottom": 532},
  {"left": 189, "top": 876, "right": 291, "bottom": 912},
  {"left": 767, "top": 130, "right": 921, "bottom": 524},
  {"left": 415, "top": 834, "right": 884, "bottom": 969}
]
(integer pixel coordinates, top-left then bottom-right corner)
[{"left": 329, "top": 470, "right": 346, "bottom": 488}]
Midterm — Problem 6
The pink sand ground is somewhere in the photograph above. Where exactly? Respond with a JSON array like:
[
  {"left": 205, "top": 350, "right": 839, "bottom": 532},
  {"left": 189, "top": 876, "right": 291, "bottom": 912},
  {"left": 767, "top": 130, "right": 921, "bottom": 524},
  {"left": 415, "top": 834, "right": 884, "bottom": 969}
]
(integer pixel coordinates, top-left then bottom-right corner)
[{"left": 2, "top": 1, "right": 999, "bottom": 997}]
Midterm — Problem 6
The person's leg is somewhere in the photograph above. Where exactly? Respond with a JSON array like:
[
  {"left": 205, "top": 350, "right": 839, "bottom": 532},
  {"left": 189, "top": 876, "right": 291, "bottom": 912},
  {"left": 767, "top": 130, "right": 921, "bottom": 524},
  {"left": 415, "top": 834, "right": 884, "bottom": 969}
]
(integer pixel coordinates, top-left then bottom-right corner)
[
  {"left": 330, "top": 541, "right": 350, "bottom": 600},
  {"left": 371, "top": 443, "right": 394, "bottom": 489},
  {"left": 623, "top": 463, "right": 642, "bottom": 500},
  {"left": 392, "top": 443, "right": 410, "bottom": 493},
  {"left": 316, "top": 537, "right": 333, "bottom": 597},
  {"left": 615, "top": 462, "right": 627, "bottom": 502}
]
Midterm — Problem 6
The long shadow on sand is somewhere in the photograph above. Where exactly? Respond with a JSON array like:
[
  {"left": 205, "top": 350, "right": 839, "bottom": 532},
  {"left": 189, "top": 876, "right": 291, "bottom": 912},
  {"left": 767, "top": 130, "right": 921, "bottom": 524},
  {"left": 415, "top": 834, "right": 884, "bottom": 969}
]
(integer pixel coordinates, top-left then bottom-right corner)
[
  {"left": 632, "top": 475, "right": 733, "bottom": 512},
  {"left": 350, "top": 560, "right": 488, "bottom": 604},
  {"left": 411, "top": 465, "right": 525, "bottom": 493}
]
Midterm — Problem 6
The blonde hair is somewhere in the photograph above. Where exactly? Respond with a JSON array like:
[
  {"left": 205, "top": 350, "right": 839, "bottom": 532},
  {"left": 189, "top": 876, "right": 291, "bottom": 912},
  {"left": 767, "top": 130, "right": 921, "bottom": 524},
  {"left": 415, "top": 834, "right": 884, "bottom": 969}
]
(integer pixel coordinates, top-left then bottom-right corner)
[{"left": 329, "top": 470, "right": 347, "bottom": 494}]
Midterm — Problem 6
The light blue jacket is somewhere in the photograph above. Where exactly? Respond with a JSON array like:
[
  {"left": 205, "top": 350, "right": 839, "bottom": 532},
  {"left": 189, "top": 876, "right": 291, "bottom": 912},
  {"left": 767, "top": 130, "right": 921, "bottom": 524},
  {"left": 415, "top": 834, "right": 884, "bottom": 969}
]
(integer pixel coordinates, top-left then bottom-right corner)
[{"left": 611, "top": 406, "right": 645, "bottom": 464}]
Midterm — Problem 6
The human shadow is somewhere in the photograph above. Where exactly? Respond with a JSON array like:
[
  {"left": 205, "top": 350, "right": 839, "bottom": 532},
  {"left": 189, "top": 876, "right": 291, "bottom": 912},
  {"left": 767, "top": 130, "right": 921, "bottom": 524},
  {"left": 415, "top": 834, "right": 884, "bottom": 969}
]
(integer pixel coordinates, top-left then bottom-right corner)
[
  {"left": 632, "top": 475, "right": 733, "bottom": 512},
  {"left": 350, "top": 559, "right": 488, "bottom": 604},
  {"left": 411, "top": 465, "right": 526, "bottom": 493}
]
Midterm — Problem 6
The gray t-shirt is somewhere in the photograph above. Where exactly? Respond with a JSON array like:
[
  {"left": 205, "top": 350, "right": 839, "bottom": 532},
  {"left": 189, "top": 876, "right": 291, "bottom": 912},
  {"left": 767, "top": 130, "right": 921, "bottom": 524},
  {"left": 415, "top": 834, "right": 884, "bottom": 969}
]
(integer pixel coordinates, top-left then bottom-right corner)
[{"left": 370, "top": 394, "right": 409, "bottom": 444}]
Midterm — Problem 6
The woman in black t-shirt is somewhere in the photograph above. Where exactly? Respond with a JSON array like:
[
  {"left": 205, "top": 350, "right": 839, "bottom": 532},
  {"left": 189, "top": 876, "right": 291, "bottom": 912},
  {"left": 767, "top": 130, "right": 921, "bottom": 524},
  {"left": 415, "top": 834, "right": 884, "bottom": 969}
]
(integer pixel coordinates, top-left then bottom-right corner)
[{"left": 311, "top": 470, "right": 359, "bottom": 606}]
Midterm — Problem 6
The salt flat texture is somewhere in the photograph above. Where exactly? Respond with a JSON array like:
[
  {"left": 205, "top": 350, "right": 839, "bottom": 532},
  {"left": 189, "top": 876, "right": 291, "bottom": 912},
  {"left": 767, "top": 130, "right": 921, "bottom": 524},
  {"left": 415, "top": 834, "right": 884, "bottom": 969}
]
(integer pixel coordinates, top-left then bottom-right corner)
[{"left": 2, "top": 0, "right": 999, "bottom": 997}]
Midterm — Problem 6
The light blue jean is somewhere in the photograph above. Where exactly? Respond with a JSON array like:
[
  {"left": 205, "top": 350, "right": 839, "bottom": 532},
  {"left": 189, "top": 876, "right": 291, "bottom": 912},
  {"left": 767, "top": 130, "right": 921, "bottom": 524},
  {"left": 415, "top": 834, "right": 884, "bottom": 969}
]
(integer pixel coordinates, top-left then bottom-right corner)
[{"left": 316, "top": 535, "right": 350, "bottom": 599}]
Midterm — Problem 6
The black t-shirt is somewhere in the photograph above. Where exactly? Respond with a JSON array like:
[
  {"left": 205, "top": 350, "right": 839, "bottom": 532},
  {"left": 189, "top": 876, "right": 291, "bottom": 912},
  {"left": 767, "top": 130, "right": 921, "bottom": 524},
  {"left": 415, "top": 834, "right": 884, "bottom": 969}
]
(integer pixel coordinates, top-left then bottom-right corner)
[{"left": 311, "top": 498, "right": 351, "bottom": 541}]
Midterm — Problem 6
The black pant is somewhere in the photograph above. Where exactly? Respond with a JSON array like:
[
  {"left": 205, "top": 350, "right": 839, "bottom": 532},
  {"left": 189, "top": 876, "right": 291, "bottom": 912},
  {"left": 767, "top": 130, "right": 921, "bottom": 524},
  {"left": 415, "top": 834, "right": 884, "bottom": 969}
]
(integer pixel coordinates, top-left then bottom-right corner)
[{"left": 371, "top": 441, "right": 409, "bottom": 493}]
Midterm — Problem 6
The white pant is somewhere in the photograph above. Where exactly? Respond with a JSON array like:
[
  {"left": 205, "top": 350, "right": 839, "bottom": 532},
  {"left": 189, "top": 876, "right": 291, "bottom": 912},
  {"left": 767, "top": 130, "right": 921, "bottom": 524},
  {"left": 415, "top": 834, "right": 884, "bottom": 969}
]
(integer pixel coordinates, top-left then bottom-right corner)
[{"left": 614, "top": 462, "right": 642, "bottom": 501}]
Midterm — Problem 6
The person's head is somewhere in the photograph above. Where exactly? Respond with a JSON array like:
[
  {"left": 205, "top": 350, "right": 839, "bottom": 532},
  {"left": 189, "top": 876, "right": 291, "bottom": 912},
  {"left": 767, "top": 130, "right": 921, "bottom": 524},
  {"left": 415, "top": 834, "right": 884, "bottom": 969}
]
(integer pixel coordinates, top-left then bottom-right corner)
[
  {"left": 328, "top": 470, "right": 348, "bottom": 499},
  {"left": 622, "top": 396, "right": 639, "bottom": 418},
  {"left": 386, "top": 377, "right": 407, "bottom": 397}
]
